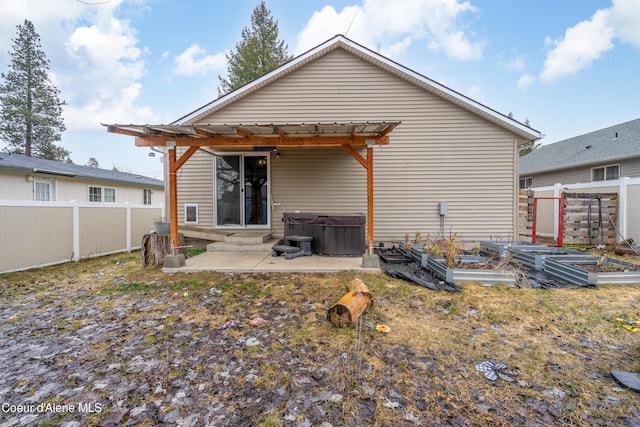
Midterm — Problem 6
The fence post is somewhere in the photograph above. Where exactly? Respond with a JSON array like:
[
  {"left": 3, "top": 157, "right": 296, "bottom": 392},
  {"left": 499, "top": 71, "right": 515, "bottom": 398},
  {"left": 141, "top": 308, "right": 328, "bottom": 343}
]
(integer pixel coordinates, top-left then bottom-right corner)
[
  {"left": 553, "top": 183, "right": 561, "bottom": 241},
  {"left": 125, "top": 202, "right": 132, "bottom": 252},
  {"left": 72, "top": 200, "right": 80, "bottom": 262},
  {"left": 619, "top": 177, "right": 629, "bottom": 241}
]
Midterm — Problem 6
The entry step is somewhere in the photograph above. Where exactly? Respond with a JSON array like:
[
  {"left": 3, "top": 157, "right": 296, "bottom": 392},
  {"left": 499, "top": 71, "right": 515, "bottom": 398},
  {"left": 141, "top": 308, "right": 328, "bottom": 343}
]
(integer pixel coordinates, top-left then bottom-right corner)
[
  {"left": 272, "top": 244, "right": 306, "bottom": 260},
  {"left": 272, "top": 234, "right": 314, "bottom": 260}
]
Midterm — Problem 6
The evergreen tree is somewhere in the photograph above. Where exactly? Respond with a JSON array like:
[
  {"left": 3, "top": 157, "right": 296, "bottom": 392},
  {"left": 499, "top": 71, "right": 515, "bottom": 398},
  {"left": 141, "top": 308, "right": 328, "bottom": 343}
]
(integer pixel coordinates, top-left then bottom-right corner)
[
  {"left": 86, "top": 157, "right": 99, "bottom": 168},
  {"left": 0, "top": 20, "right": 68, "bottom": 161},
  {"left": 218, "top": 1, "right": 292, "bottom": 95},
  {"left": 519, "top": 142, "right": 540, "bottom": 157}
]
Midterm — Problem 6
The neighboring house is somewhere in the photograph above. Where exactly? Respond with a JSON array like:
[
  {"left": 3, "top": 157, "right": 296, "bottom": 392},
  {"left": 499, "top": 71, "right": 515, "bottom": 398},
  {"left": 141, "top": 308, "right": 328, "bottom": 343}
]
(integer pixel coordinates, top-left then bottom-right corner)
[
  {"left": 0, "top": 152, "right": 164, "bottom": 204},
  {"left": 108, "top": 35, "right": 541, "bottom": 244},
  {"left": 519, "top": 118, "right": 640, "bottom": 188}
]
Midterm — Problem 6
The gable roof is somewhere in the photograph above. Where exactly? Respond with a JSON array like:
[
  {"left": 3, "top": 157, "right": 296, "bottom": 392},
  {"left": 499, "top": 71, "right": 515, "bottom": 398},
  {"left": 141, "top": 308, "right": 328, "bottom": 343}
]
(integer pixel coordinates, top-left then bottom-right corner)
[
  {"left": 520, "top": 118, "right": 640, "bottom": 175},
  {"left": 0, "top": 152, "right": 163, "bottom": 188},
  {"left": 174, "top": 34, "right": 541, "bottom": 141}
]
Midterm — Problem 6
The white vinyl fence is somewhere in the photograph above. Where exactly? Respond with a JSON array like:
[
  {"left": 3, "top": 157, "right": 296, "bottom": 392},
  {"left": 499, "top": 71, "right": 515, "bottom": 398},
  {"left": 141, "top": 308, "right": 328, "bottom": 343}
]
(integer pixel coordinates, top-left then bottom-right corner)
[
  {"left": 0, "top": 200, "right": 163, "bottom": 273},
  {"left": 524, "top": 177, "right": 640, "bottom": 244}
]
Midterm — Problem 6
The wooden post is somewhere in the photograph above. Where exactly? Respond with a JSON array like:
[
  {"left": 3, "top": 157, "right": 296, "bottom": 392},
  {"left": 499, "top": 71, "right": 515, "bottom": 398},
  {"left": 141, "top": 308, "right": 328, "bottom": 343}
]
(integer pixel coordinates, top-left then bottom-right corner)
[
  {"left": 367, "top": 146, "right": 374, "bottom": 254},
  {"left": 342, "top": 144, "right": 375, "bottom": 254},
  {"left": 557, "top": 191, "right": 565, "bottom": 247},
  {"left": 168, "top": 145, "right": 178, "bottom": 251},
  {"left": 167, "top": 145, "right": 199, "bottom": 251}
]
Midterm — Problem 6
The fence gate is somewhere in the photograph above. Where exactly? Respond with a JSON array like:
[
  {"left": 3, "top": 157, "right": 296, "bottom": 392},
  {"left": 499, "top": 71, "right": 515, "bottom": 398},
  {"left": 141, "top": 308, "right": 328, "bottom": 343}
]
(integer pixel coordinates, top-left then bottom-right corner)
[
  {"left": 518, "top": 190, "right": 618, "bottom": 246},
  {"left": 518, "top": 190, "right": 534, "bottom": 241},
  {"left": 562, "top": 192, "right": 618, "bottom": 245}
]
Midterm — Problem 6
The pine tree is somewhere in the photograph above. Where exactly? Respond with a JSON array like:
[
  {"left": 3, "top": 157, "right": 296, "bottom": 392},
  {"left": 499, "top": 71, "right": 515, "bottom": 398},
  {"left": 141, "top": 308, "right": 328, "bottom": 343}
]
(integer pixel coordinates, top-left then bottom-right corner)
[
  {"left": 0, "top": 20, "right": 68, "bottom": 161},
  {"left": 86, "top": 157, "right": 99, "bottom": 168},
  {"left": 218, "top": 1, "right": 292, "bottom": 95}
]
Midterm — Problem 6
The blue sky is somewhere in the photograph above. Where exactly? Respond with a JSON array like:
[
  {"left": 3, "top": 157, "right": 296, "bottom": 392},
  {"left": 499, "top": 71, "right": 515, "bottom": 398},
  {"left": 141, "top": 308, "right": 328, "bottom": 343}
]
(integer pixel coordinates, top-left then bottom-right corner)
[{"left": 0, "top": 0, "right": 638, "bottom": 180}]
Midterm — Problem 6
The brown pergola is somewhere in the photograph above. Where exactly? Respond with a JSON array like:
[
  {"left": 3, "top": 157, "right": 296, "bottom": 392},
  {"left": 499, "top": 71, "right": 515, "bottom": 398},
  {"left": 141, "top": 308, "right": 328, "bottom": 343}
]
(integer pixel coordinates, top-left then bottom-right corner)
[{"left": 105, "top": 122, "right": 399, "bottom": 253}]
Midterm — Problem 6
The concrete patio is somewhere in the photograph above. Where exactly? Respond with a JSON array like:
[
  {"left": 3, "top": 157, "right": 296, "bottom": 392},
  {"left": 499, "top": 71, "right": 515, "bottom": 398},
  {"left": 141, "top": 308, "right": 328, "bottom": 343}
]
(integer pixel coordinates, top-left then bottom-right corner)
[{"left": 162, "top": 250, "right": 381, "bottom": 273}]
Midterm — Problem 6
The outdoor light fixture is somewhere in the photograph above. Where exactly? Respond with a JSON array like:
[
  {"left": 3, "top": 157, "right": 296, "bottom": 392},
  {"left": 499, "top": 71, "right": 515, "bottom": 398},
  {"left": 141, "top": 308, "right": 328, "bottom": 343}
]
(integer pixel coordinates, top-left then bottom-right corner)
[
  {"left": 166, "top": 140, "right": 176, "bottom": 149},
  {"left": 365, "top": 139, "right": 376, "bottom": 148}
]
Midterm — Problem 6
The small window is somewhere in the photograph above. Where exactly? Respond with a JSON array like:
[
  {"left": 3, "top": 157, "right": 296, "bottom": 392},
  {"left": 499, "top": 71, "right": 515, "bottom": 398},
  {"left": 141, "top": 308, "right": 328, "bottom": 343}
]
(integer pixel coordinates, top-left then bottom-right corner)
[
  {"left": 184, "top": 204, "right": 198, "bottom": 224},
  {"left": 519, "top": 176, "right": 533, "bottom": 189},
  {"left": 591, "top": 164, "right": 619, "bottom": 182},
  {"left": 89, "top": 186, "right": 102, "bottom": 202},
  {"left": 104, "top": 187, "right": 116, "bottom": 203},
  {"left": 143, "top": 189, "right": 152, "bottom": 205},
  {"left": 34, "top": 178, "right": 55, "bottom": 201}
]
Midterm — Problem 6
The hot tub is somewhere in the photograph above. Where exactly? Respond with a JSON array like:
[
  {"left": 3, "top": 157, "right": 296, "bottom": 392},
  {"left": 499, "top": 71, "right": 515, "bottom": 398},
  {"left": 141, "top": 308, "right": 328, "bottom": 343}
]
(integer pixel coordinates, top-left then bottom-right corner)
[{"left": 283, "top": 213, "right": 365, "bottom": 256}]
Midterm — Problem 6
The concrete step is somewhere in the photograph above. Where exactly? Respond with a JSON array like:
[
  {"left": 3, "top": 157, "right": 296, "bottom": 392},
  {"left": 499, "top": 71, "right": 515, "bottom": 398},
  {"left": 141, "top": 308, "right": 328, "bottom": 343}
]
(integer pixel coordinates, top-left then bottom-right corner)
[
  {"left": 224, "top": 231, "right": 272, "bottom": 244},
  {"left": 179, "top": 226, "right": 230, "bottom": 242},
  {"left": 207, "top": 238, "right": 280, "bottom": 252}
]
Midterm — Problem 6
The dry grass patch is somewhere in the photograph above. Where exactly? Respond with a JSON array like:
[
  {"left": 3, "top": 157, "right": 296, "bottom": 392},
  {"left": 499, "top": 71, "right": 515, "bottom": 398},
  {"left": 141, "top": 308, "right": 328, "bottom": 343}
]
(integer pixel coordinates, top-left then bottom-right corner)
[{"left": 2, "top": 251, "right": 640, "bottom": 426}]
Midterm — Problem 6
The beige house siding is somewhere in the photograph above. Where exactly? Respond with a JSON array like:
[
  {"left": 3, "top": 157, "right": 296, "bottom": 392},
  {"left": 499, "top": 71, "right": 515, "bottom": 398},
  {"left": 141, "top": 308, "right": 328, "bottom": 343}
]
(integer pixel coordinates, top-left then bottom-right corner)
[
  {"left": 178, "top": 48, "right": 525, "bottom": 242},
  {"left": 176, "top": 150, "right": 214, "bottom": 225},
  {"left": 526, "top": 157, "right": 640, "bottom": 188},
  {"left": 0, "top": 170, "right": 163, "bottom": 204},
  {"left": 529, "top": 167, "right": 592, "bottom": 187},
  {"left": 622, "top": 157, "right": 640, "bottom": 177}
]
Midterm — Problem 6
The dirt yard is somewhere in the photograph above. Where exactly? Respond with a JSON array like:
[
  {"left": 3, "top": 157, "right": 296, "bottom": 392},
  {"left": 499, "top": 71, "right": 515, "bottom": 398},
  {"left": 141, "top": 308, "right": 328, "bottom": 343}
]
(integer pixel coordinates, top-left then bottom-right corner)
[{"left": 1, "top": 251, "right": 639, "bottom": 426}]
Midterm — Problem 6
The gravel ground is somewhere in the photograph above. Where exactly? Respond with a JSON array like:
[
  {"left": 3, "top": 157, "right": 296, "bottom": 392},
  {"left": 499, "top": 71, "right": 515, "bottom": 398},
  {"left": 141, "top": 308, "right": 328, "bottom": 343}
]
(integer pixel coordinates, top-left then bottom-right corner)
[{"left": 1, "top": 253, "right": 639, "bottom": 426}]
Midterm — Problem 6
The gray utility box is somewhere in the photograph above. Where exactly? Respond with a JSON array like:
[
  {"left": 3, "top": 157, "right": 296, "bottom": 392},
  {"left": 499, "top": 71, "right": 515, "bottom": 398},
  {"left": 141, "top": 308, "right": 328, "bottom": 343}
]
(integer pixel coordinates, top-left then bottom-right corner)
[{"left": 283, "top": 213, "right": 366, "bottom": 256}]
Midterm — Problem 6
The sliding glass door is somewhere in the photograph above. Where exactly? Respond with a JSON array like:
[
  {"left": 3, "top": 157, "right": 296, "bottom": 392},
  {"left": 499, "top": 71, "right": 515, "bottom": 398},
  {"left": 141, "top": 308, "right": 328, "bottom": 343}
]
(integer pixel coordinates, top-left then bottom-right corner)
[{"left": 215, "top": 154, "right": 269, "bottom": 227}]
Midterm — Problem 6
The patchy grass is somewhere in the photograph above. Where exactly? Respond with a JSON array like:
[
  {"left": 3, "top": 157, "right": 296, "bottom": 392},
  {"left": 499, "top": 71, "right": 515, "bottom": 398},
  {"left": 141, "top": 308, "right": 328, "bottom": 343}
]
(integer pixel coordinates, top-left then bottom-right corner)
[{"left": 1, "top": 251, "right": 639, "bottom": 426}]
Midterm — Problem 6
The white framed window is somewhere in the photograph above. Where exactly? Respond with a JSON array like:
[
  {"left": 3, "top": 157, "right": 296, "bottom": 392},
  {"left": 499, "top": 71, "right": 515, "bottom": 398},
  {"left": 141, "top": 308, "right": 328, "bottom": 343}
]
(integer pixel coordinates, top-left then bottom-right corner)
[
  {"left": 104, "top": 187, "right": 116, "bottom": 203},
  {"left": 89, "top": 186, "right": 102, "bottom": 202},
  {"left": 89, "top": 186, "right": 116, "bottom": 202},
  {"left": 591, "top": 164, "right": 619, "bottom": 181},
  {"left": 143, "top": 189, "right": 152, "bottom": 205},
  {"left": 519, "top": 176, "right": 533, "bottom": 189},
  {"left": 34, "top": 178, "right": 56, "bottom": 201},
  {"left": 184, "top": 203, "right": 198, "bottom": 224}
]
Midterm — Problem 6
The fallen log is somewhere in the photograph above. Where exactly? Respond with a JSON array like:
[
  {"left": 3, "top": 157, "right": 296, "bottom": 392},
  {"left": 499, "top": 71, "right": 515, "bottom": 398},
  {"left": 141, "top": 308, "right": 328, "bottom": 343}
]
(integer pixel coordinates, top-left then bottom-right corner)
[
  {"left": 614, "top": 245, "right": 640, "bottom": 256},
  {"left": 327, "top": 278, "right": 374, "bottom": 327}
]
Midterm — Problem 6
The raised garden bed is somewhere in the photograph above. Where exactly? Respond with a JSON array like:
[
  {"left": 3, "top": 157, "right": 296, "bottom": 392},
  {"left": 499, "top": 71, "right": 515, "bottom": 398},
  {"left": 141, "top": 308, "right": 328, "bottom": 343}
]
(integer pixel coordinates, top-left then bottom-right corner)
[
  {"left": 479, "top": 240, "right": 538, "bottom": 258},
  {"left": 425, "top": 255, "right": 519, "bottom": 286},
  {"left": 508, "top": 246, "right": 592, "bottom": 270},
  {"left": 545, "top": 256, "right": 640, "bottom": 286}
]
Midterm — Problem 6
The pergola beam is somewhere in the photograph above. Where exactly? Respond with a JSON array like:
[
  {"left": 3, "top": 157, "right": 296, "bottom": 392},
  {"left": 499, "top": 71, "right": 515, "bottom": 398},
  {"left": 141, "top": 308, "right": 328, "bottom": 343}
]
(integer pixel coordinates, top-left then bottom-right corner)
[{"left": 134, "top": 134, "right": 389, "bottom": 148}]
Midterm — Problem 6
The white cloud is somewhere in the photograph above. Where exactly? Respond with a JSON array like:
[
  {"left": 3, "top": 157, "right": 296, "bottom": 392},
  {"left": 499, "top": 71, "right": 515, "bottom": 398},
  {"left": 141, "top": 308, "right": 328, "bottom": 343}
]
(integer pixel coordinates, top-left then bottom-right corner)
[
  {"left": 501, "top": 54, "right": 526, "bottom": 71},
  {"left": 63, "top": 14, "right": 151, "bottom": 129},
  {"left": 538, "top": 0, "right": 640, "bottom": 84},
  {"left": 609, "top": 0, "right": 640, "bottom": 48},
  {"left": 173, "top": 44, "right": 227, "bottom": 76},
  {"left": 0, "top": 0, "right": 156, "bottom": 131},
  {"left": 540, "top": 9, "right": 615, "bottom": 82},
  {"left": 517, "top": 73, "right": 536, "bottom": 91},
  {"left": 295, "top": 0, "right": 484, "bottom": 61}
]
